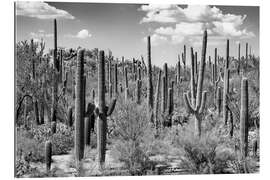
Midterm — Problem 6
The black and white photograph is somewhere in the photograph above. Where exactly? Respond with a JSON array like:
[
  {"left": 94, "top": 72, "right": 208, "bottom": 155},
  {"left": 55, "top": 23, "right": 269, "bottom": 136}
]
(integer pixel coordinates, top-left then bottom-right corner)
[{"left": 14, "top": 0, "right": 260, "bottom": 178}]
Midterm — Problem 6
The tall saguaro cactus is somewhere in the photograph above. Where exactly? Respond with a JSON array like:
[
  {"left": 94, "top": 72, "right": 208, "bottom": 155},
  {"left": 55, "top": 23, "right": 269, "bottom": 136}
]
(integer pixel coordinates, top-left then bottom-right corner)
[
  {"left": 74, "top": 49, "right": 85, "bottom": 164},
  {"left": 223, "top": 39, "right": 230, "bottom": 125},
  {"left": 238, "top": 43, "right": 241, "bottom": 75},
  {"left": 51, "top": 19, "right": 58, "bottom": 124},
  {"left": 96, "top": 50, "right": 117, "bottom": 168},
  {"left": 45, "top": 141, "right": 52, "bottom": 173},
  {"left": 114, "top": 63, "right": 118, "bottom": 96},
  {"left": 147, "top": 36, "right": 153, "bottom": 112},
  {"left": 183, "top": 30, "right": 208, "bottom": 137},
  {"left": 163, "top": 63, "right": 168, "bottom": 110},
  {"left": 240, "top": 78, "right": 249, "bottom": 158},
  {"left": 154, "top": 70, "right": 162, "bottom": 130}
]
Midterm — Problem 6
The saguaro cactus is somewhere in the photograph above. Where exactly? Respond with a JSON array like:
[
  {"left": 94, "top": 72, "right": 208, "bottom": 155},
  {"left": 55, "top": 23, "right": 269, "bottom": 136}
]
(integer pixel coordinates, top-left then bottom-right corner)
[
  {"left": 114, "top": 63, "right": 118, "bottom": 95},
  {"left": 161, "top": 75, "right": 166, "bottom": 113},
  {"left": 45, "top": 141, "right": 52, "bottom": 173},
  {"left": 238, "top": 43, "right": 241, "bottom": 75},
  {"left": 154, "top": 70, "right": 162, "bottom": 130},
  {"left": 223, "top": 39, "right": 230, "bottom": 125},
  {"left": 216, "top": 87, "right": 222, "bottom": 116},
  {"left": 75, "top": 49, "right": 85, "bottom": 163},
  {"left": 163, "top": 63, "right": 168, "bottom": 110},
  {"left": 124, "top": 66, "right": 129, "bottom": 100},
  {"left": 136, "top": 80, "right": 141, "bottom": 104},
  {"left": 147, "top": 36, "right": 153, "bottom": 112},
  {"left": 177, "top": 58, "right": 181, "bottom": 84},
  {"left": 96, "top": 50, "right": 117, "bottom": 168},
  {"left": 183, "top": 30, "right": 208, "bottom": 137},
  {"left": 240, "top": 78, "right": 249, "bottom": 158}
]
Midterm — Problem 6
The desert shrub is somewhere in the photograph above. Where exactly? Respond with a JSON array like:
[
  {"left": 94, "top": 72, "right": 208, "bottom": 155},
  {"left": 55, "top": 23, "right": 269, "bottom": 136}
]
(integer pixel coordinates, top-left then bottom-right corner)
[
  {"left": 111, "top": 99, "right": 155, "bottom": 175},
  {"left": 16, "top": 123, "right": 74, "bottom": 164}
]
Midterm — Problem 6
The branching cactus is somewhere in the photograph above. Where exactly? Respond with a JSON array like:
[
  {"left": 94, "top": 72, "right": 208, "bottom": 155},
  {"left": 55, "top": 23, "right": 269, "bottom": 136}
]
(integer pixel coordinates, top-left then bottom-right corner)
[
  {"left": 183, "top": 30, "right": 208, "bottom": 137},
  {"left": 154, "top": 70, "right": 162, "bottom": 130},
  {"left": 45, "top": 141, "right": 52, "bottom": 173},
  {"left": 75, "top": 49, "right": 85, "bottom": 164},
  {"left": 147, "top": 36, "right": 154, "bottom": 113},
  {"left": 177, "top": 58, "right": 181, "bottom": 84},
  {"left": 240, "top": 78, "right": 249, "bottom": 158},
  {"left": 96, "top": 50, "right": 117, "bottom": 169}
]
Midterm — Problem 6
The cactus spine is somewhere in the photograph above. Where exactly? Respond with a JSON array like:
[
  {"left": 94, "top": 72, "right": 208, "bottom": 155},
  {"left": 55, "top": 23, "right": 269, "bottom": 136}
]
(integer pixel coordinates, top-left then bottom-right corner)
[
  {"left": 45, "top": 141, "right": 52, "bottom": 173},
  {"left": 147, "top": 36, "right": 153, "bottom": 111},
  {"left": 240, "top": 78, "right": 249, "bottom": 158},
  {"left": 183, "top": 30, "right": 208, "bottom": 137},
  {"left": 75, "top": 49, "right": 85, "bottom": 164}
]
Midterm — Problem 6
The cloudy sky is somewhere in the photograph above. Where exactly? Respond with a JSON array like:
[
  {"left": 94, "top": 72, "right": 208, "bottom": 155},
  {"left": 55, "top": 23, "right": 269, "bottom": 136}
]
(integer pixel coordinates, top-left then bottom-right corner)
[{"left": 15, "top": 1, "right": 259, "bottom": 67}]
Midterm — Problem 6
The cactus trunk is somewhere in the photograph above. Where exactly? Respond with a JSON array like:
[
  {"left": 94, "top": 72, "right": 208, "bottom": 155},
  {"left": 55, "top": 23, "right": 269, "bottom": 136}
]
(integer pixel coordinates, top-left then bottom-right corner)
[
  {"left": 75, "top": 49, "right": 85, "bottom": 163},
  {"left": 45, "top": 141, "right": 52, "bottom": 173},
  {"left": 240, "top": 78, "right": 249, "bottom": 158},
  {"left": 97, "top": 50, "right": 107, "bottom": 168}
]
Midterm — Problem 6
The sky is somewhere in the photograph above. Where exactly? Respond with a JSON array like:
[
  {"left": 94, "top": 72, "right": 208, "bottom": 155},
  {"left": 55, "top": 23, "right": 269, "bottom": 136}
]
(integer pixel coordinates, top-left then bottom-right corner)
[{"left": 15, "top": 1, "right": 259, "bottom": 67}]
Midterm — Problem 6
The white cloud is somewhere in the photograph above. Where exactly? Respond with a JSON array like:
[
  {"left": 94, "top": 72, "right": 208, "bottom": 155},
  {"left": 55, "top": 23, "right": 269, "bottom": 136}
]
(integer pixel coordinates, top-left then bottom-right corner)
[
  {"left": 30, "top": 30, "right": 53, "bottom": 38},
  {"left": 143, "top": 34, "right": 168, "bottom": 46},
  {"left": 66, "top": 29, "right": 92, "bottom": 39},
  {"left": 139, "top": 4, "right": 255, "bottom": 44},
  {"left": 16, "top": 1, "right": 75, "bottom": 19}
]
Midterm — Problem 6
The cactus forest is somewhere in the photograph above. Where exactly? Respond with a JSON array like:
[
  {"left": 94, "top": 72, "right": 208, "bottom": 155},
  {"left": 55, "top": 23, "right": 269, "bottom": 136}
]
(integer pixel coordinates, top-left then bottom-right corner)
[{"left": 15, "top": 2, "right": 259, "bottom": 177}]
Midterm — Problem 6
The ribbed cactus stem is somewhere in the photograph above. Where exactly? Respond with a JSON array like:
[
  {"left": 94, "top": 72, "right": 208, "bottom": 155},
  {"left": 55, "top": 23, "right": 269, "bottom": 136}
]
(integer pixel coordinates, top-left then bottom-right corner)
[
  {"left": 124, "top": 66, "right": 129, "bottom": 100},
  {"left": 154, "top": 70, "right": 162, "bottom": 130},
  {"left": 122, "top": 56, "right": 125, "bottom": 75},
  {"left": 51, "top": 121, "right": 56, "bottom": 134},
  {"left": 216, "top": 87, "right": 222, "bottom": 116},
  {"left": 163, "top": 63, "right": 168, "bottom": 110},
  {"left": 168, "top": 88, "right": 173, "bottom": 115},
  {"left": 223, "top": 69, "right": 230, "bottom": 125},
  {"left": 240, "top": 78, "right": 249, "bottom": 158},
  {"left": 214, "top": 48, "right": 217, "bottom": 81},
  {"left": 238, "top": 43, "right": 241, "bottom": 75},
  {"left": 190, "top": 47, "right": 196, "bottom": 107},
  {"left": 114, "top": 63, "right": 118, "bottom": 95},
  {"left": 161, "top": 75, "right": 166, "bottom": 113},
  {"left": 45, "top": 141, "right": 52, "bottom": 173},
  {"left": 147, "top": 36, "right": 153, "bottom": 111},
  {"left": 84, "top": 117, "right": 91, "bottom": 146},
  {"left": 177, "top": 59, "right": 181, "bottom": 84},
  {"left": 39, "top": 101, "right": 44, "bottom": 124},
  {"left": 136, "top": 80, "right": 141, "bottom": 104},
  {"left": 138, "top": 66, "right": 142, "bottom": 80},
  {"left": 67, "top": 107, "right": 73, "bottom": 127},
  {"left": 75, "top": 49, "right": 85, "bottom": 163},
  {"left": 97, "top": 50, "right": 107, "bottom": 168},
  {"left": 33, "top": 98, "right": 39, "bottom": 125}
]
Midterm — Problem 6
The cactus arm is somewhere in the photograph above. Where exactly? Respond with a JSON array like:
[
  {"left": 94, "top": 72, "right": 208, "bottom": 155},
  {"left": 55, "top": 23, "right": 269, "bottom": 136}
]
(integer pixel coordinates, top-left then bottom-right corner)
[
  {"left": 85, "top": 102, "right": 96, "bottom": 117},
  {"left": 106, "top": 98, "right": 117, "bottom": 116},
  {"left": 190, "top": 47, "right": 196, "bottom": 107},
  {"left": 183, "top": 93, "right": 195, "bottom": 114},
  {"left": 195, "top": 30, "right": 207, "bottom": 112}
]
